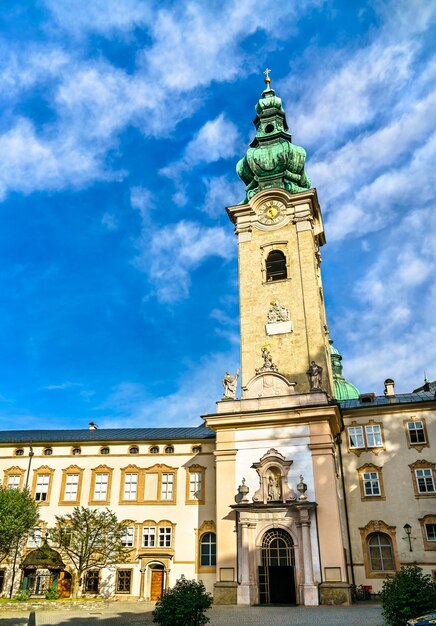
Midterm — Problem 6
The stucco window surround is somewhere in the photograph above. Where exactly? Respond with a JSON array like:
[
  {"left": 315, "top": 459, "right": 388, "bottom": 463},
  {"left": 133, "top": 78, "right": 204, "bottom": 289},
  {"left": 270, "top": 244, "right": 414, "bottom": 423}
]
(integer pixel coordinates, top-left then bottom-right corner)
[
  {"left": 419, "top": 515, "right": 436, "bottom": 551},
  {"left": 409, "top": 460, "right": 436, "bottom": 498},
  {"left": 185, "top": 464, "right": 206, "bottom": 505},
  {"left": 195, "top": 520, "right": 216, "bottom": 573},
  {"left": 31, "top": 466, "right": 55, "bottom": 506},
  {"left": 3, "top": 466, "right": 25, "bottom": 490},
  {"left": 359, "top": 520, "right": 400, "bottom": 579},
  {"left": 140, "top": 519, "right": 176, "bottom": 555},
  {"left": 260, "top": 241, "right": 290, "bottom": 284},
  {"left": 119, "top": 465, "right": 145, "bottom": 504},
  {"left": 347, "top": 420, "right": 385, "bottom": 456},
  {"left": 357, "top": 463, "right": 386, "bottom": 501},
  {"left": 59, "top": 465, "right": 84, "bottom": 506},
  {"left": 143, "top": 464, "right": 177, "bottom": 505},
  {"left": 404, "top": 417, "right": 429, "bottom": 452},
  {"left": 88, "top": 465, "right": 113, "bottom": 506}
]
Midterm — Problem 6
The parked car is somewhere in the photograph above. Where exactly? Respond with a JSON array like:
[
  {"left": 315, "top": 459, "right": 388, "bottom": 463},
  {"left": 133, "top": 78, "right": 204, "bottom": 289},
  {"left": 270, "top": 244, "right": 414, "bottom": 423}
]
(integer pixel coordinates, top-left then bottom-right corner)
[{"left": 407, "top": 613, "right": 436, "bottom": 625}]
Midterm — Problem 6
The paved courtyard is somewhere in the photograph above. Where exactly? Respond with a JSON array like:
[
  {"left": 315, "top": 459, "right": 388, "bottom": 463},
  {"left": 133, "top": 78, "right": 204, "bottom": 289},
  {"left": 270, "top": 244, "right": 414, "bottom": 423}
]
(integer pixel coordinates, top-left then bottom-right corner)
[{"left": 0, "top": 602, "right": 383, "bottom": 626}]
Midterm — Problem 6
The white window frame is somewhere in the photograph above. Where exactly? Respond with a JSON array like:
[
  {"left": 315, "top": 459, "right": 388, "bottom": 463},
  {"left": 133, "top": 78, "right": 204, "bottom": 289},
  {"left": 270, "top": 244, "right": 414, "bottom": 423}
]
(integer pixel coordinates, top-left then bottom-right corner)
[
  {"left": 123, "top": 473, "right": 138, "bottom": 501},
  {"left": 189, "top": 472, "right": 202, "bottom": 500},
  {"left": 64, "top": 474, "right": 79, "bottom": 501},
  {"left": 161, "top": 473, "right": 174, "bottom": 500},
  {"left": 348, "top": 426, "right": 364, "bottom": 449},
  {"left": 158, "top": 526, "right": 172, "bottom": 548},
  {"left": 121, "top": 526, "right": 134, "bottom": 548},
  {"left": 6, "top": 475, "right": 20, "bottom": 490},
  {"left": 407, "top": 420, "right": 426, "bottom": 444},
  {"left": 362, "top": 471, "right": 381, "bottom": 496},
  {"left": 35, "top": 474, "right": 50, "bottom": 501},
  {"left": 416, "top": 468, "right": 436, "bottom": 494},
  {"left": 93, "top": 473, "right": 109, "bottom": 500},
  {"left": 28, "top": 527, "right": 42, "bottom": 548},
  {"left": 142, "top": 526, "right": 156, "bottom": 548},
  {"left": 365, "top": 424, "right": 383, "bottom": 448}
]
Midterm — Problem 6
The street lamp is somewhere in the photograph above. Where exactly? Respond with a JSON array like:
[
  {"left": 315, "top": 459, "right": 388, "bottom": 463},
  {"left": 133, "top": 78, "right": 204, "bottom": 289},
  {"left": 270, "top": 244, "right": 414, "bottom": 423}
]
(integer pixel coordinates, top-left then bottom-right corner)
[{"left": 403, "top": 523, "right": 413, "bottom": 552}]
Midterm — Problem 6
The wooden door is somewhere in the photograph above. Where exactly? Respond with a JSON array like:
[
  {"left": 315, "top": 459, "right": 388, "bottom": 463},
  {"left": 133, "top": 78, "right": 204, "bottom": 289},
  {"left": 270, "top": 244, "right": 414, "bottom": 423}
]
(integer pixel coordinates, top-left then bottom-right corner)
[{"left": 150, "top": 570, "right": 164, "bottom": 601}]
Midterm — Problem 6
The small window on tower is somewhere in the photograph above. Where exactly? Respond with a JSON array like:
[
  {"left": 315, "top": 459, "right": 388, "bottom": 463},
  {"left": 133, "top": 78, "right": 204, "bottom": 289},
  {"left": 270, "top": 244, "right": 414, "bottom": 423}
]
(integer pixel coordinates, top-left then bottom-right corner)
[{"left": 266, "top": 250, "right": 287, "bottom": 282}]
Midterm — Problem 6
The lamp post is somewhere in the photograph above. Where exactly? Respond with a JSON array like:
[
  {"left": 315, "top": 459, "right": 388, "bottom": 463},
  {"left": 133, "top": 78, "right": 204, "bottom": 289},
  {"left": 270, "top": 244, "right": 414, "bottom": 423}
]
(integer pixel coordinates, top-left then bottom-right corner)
[{"left": 403, "top": 523, "right": 413, "bottom": 552}]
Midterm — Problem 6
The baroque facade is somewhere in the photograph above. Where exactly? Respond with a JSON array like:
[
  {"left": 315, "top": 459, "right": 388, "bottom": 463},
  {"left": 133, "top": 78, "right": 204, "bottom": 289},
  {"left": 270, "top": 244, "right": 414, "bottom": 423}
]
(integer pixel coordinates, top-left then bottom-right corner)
[{"left": 0, "top": 77, "right": 435, "bottom": 605}]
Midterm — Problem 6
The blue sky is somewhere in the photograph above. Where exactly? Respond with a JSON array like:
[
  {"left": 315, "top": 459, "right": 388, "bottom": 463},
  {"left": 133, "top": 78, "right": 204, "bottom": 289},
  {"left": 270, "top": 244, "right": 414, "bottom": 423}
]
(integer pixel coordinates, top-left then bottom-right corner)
[{"left": 0, "top": 0, "right": 435, "bottom": 430}]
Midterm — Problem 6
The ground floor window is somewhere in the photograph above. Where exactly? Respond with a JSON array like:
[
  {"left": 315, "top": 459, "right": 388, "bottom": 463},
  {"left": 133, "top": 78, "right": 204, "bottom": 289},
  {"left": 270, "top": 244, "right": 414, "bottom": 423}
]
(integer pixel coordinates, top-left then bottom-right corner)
[
  {"left": 368, "top": 533, "right": 395, "bottom": 571},
  {"left": 200, "top": 532, "right": 216, "bottom": 566},
  {"left": 84, "top": 570, "right": 99, "bottom": 593},
  {"left": 116, "top": 569, "right": 132, "bottom": 594}
]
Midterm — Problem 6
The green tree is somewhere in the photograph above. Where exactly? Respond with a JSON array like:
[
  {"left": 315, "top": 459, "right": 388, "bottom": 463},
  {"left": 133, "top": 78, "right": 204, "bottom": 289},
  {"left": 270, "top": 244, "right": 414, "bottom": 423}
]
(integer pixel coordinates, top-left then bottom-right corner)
[
  {"left": 0, "top": 488, "right": 39, "bottom": 563},
  {"left": 49, "top": 506, "right": 130, "bottom": 599},
  {"left": 380, "top": 565, "right": 436, "bottom": 626},
  {"left": 152, "top": 576, "right": 213, "bottom": 626}
]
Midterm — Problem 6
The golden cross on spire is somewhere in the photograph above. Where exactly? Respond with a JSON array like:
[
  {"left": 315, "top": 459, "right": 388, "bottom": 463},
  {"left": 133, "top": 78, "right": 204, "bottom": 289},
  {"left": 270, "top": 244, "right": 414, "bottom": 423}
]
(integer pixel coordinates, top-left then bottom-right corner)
[{"left": 264, "top": 67, "right": 272, "bottom": 85}]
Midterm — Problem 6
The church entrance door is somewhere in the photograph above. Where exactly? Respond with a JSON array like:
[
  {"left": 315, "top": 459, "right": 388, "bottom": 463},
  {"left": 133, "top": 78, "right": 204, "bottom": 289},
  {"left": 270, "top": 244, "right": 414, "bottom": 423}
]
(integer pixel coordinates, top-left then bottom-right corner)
[{"left": 259, "top": 529, "right": 296, "bottom": 605}]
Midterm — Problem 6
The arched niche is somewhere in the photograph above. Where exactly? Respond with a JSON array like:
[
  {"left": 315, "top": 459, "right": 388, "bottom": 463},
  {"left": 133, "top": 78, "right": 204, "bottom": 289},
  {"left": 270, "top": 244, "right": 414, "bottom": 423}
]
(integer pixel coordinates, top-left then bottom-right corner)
[{"left": 252, "top": 449, "right": 296, "bottom": 504}]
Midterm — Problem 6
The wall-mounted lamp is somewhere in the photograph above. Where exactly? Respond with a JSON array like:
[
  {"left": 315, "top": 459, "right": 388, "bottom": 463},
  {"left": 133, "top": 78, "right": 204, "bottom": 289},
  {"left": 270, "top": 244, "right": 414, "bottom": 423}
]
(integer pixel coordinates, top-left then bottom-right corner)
[{"left": 403, "top": 523, "right": 413, "bottom": 552}]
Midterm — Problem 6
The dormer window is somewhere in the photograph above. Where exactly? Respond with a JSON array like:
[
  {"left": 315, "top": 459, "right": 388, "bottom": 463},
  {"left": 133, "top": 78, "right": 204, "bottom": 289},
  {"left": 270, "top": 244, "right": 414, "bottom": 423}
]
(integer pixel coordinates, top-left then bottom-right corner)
[{"left": 266, "top": 250, "right": 287, "bottom": 282}]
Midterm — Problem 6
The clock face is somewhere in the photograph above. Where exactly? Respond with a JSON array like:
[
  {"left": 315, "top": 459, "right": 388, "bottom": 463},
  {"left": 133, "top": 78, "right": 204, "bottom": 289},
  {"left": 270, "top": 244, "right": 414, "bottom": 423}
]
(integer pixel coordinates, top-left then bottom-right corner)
[{"left": 258, "top": 200, "right": 285, "bottom": 225}]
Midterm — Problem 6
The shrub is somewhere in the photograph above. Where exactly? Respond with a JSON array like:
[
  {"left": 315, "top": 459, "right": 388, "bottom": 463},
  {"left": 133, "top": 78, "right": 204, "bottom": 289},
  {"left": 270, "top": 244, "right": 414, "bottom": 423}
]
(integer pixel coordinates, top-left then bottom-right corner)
[
  {"left": 15, "top": 589, "right": 31, "bottom": 601},
  {"left": 380, "top": 565, "right": 436, "bottom": 626},
  {"left": 152, "top": 576, "right": 213, "bottom": 626},
  {"left": 45, "top": 588, "right": 60, "bottom": 600}
]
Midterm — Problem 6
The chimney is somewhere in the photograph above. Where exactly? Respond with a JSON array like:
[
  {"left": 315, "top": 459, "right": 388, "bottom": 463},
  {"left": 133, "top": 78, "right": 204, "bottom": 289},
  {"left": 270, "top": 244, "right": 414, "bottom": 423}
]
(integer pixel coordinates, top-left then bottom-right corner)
[
  {"left": 384, "top": 379, "right": 395, "bottom": 397},
  {"left": 88, "top": 422, "right": 98, "bottom": 430}
]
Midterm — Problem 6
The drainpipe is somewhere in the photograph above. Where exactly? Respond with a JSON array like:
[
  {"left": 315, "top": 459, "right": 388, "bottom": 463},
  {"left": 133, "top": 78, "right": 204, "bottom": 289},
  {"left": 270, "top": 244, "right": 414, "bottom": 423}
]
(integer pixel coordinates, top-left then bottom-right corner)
[{"left": 336, "top": 434, "right": 355, "bottom": 586}]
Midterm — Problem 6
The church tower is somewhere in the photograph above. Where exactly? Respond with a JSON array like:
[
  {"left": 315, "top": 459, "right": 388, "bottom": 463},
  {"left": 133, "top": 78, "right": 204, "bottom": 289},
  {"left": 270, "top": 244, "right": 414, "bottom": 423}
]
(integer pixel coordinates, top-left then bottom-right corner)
[
  {"left": 205, "top": 74, "right": 349, "bottom": 608},
  {"left": 228, "top": 72, "right": 334, "bottom": 395}
]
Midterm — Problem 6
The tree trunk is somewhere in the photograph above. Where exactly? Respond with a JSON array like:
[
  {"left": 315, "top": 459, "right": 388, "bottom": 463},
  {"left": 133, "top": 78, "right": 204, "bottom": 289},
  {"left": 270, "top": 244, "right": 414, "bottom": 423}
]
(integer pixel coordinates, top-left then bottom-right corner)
[{"left": 71, "top": 574, "right": 80, "bottom": 600}]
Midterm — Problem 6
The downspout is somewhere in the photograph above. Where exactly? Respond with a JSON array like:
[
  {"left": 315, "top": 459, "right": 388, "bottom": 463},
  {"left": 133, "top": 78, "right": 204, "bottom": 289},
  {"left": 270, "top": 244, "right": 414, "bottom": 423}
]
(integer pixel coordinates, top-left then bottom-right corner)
[{"left": 336, "top": 432, "right": 355, "bottom": 586}]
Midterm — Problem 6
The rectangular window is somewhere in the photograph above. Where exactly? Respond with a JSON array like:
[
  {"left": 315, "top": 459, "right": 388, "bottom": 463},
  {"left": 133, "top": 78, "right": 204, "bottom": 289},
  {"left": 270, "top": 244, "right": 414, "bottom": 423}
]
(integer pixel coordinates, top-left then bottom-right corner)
[
  {"left": 365, "top": 424, "right": 383, "bottom": 447},
  {"left": 426, "top": 524, "right": 436, "bottom": 542},
  {"left": 363, "top": 472, "right": 381, "bottom": 496},
  {"left": 6, "top": 475, "right": 20, "bottom": 490},
  {"left": 123, "top": 473, "right": 138, "bottom": 500},
  {"left": 158, "top": 526, "right": 172, "bottom": 548},
  {"left": 85, "top": 570, "right": 99, "bottom": 594},
  {"left": 28, "top": 527, "right": 42, "bottom": 548},
  {"left": 0, "top": 570, "right": 4, "bottom": 593},
  {"left": 189, "top": 472, "right": 202, "bottom": 500},
  {"left": 121, "top": 526, "right": 134, "bottom": 548},
  {"left": 142, "top": 527, "right": 156, "bottom": 548},
  {"left": 64, "top": 474, "right": 79, "bottom": 501},
  {"left": 116, "top": 570, "right": 132, "bottom": 594},
  {"left": 408, "top": 421, "right": 426, "bottom": 444},
  {"left": 35, "top": 475, "right": 50, "bottom": 501},
  {"left": 348, "top": 426, "right": 364, "bottom": 448},
  {"left": 161, "top": 473, "right": 174, "bottom": 500},
  {"left": 93, "top": 473, "right": 108, "bottom": 500},
  {"left": 416, "top": 469, "right": 436, "bottom": 493}
]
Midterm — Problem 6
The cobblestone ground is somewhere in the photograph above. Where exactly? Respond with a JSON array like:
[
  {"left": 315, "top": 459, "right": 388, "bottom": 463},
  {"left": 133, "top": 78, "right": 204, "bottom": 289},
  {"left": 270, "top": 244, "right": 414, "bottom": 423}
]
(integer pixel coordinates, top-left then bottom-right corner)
[{"left": 0, "top": 602, "right": 384, "bottom": 626}]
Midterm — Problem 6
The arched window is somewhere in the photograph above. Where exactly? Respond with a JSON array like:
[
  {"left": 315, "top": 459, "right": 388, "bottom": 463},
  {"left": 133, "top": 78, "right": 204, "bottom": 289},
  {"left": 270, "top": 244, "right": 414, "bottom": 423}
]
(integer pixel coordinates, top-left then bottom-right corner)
[
  {"left": 261, "top": 528, "right": 294, "bottom": 567},
  {"left": 129, "top": 446, "right": 139, "bottom": 455},
  {"left": 149, "top": 446, "right": 159, "bottom": 454},
  {"left": 367, "top": 532, "right": 395, "bottom": 571},
  {"left": 200, "top": 533, "right": 216, "bottom": 567},
  {"left": 44, "top": 448, "right": 53, "bottom": 456},
  {"left": 165, "top": 446, "right": 174, "bottom": 454},
  {"left": 266, "top": 250, "right": 287, "bottom": 282}
]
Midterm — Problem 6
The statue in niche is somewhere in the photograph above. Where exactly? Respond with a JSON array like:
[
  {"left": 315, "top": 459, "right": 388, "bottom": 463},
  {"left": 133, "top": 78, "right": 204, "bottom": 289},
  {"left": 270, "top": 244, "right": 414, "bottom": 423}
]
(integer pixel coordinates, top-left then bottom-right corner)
[
  {"left": 267, "top": 473, "right": 282, "bottom": 501},
  {"left": 267, "top": 300, "right": 290, "bottom": 323},
  {"left": 307, "top": 360, "right": 323, "bottom": 391},
  {"left": 222, "top": 369, "right": 239, "bottom": 400},
  {"left": 256, "top": 346, "right": 278, "bottom": 374}
]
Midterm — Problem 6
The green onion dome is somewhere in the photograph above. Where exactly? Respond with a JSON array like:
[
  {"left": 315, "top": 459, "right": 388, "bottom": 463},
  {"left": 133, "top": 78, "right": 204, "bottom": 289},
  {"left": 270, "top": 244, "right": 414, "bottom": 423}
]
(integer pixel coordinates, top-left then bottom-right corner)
[{"left": 330, "top": 339, "right": 360, "bottom": 401}]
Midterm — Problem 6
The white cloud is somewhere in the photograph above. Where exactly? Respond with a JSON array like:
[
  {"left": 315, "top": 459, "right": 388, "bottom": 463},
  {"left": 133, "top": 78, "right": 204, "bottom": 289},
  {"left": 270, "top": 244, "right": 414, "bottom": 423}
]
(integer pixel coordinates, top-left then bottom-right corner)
[
  {"left": 130, "top": 186, "right": 153, "bottom": 219},
  {"left": 135, "top": 221, "right": 236, "bottom": 303},
  {"left": 101, "top": 213, "right": 117, "bottom": 231},
  {"left": 201, "top": 176, "right": 242, "bottom": 218},
  {"left": 43, "top": 0, "right": 152, "bottom": 36},
  {"left": 97, "top": 349, "right": 240, "bottom": 427}
]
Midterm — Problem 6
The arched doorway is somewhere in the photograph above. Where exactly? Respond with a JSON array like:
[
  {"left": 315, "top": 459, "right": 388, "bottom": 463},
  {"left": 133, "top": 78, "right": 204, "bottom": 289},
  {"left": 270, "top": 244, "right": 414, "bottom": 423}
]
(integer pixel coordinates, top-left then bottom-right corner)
[
  {"left": 148, "top": 563, "right": 165, "bottom": 601},
  {"left": 259, "top": 528, "right": 296, "bottom": 605}
]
